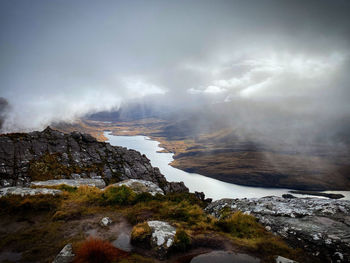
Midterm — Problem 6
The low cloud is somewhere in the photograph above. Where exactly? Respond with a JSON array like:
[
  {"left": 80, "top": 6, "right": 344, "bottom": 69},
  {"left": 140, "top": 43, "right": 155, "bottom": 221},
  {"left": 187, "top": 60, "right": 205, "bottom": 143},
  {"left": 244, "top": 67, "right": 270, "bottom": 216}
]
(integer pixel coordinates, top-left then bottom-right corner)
[{"left": 0, "top": 0, "right": 349, "bottom": 133}]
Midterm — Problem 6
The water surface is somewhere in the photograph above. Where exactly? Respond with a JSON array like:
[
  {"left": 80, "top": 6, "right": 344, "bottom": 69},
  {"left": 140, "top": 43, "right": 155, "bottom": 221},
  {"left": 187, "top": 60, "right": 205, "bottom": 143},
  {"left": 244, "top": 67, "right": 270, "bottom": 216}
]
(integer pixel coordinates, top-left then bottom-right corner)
[{"left": 105, "top": 132, "right": 350, "bottom": 200}]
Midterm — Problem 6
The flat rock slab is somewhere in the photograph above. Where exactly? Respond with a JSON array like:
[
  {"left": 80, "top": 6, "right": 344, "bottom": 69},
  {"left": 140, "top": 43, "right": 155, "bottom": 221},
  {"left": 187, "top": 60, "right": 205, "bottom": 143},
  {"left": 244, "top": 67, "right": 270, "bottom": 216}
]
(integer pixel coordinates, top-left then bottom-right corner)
[
  {"left": 31, "top": 179, "right": 106, "bottom": 188},
  {"left": 0, "top": 187, "right": 62, "bottom": 197},
  {"left": 111, "top": 179, "right": 164, "bottom": 196}
]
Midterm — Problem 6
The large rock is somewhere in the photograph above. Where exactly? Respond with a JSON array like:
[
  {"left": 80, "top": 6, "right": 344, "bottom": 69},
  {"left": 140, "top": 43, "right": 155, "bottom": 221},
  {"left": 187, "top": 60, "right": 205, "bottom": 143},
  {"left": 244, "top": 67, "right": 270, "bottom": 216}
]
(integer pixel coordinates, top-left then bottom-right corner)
[
  {"left": 205, "top": 197, "right": 350, "bottom": 262},
  {"left": 131, "top": 220, "right": 176, "bottom": 259},
  {"left": 0, "top": 127, "right": 188, "bottom": 194},
  {"left": 31, "top": 178, "right": 106, "bottom": 188},
  {"left": 0, "top": 187, "right": 62, "bottom": 197},
  {"left": 110, "top": 179, "right": 164, "bottom": 196},
  {"left": 52, "top": 243, "right": 75, "bottom": 263},
  {"left": 147, "top": 220, "right": 176, "bottom": 259}
]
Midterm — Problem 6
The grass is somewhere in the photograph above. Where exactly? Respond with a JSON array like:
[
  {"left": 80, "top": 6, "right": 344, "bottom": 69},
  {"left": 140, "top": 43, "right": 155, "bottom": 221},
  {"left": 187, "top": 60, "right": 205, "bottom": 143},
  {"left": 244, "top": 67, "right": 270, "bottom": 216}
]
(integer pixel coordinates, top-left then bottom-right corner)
[
  {"left": 215, "top": 211, "right": 265, "bottom": 238},
  {"left": 0, "top": 184, "right": 304, "bottom": 262},
  {"left": 130, "top": 222, "right": 152, "bottom": 247}
]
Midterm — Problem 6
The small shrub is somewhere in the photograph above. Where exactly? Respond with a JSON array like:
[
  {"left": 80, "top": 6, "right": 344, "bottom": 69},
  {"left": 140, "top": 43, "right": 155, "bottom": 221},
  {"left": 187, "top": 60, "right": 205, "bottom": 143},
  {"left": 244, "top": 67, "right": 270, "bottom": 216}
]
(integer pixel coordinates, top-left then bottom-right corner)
[
  {"left": 165, "top": 192, "right": 205, "bottom": 207},
  {"left": 74, "top": 238, "right": 128, "bottom": 263},
  {"left": 133, "top": 192, "right": 155, "bottom": 203},
  {"left": 72, "top": 185, "right": 103, "bottom": 203},
  {"left": 52, "top": 210, "right": 81, "bottom": 221},
  {"left": 173, "top": 229, "right": 191, "bottom": 252},
  {"left": 162, "top": 201, "right": 204, "bottom": 224},
  {"left": 102, "top": 186, "right": 136, "bottom": 205},
  {"left": 130, "top": 222, "right": 152, "bottom": 247},
  {"left": 216, "top": 211, "right": 264, "bottom": 238}
]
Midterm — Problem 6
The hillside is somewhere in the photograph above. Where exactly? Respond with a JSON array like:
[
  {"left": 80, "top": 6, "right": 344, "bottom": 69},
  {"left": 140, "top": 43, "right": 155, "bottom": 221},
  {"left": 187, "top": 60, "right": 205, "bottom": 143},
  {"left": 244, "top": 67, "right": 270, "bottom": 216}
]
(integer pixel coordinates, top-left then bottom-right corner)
[
  {"left": 77, "top": 117, "right": 350, "bottom": 191},
  {"left": 0, "top": 128, "right": 349, "bottom": 262}
]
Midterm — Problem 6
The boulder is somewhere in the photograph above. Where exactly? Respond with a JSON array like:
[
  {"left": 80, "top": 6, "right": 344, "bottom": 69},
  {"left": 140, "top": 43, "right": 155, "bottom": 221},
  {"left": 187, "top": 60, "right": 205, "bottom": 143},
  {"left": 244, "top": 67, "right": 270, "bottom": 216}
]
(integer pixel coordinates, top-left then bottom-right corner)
[
  {"left": 52, "top": 243, "right": 75, "bottom": 263},
  {"left": 110, "top": 179, "right": 164, "bottom": 196},
  {"left": 0, "top": 187, "right": 62, "bottom": 197},
  {"left": 131, "top": 220, "right": 176, "bottom": 259},
  {"left": 147, "top": 220, "right": 176, "bottom": 259},
  {"left": 31, "top": 179, "right": 106, "bottom": 188}
]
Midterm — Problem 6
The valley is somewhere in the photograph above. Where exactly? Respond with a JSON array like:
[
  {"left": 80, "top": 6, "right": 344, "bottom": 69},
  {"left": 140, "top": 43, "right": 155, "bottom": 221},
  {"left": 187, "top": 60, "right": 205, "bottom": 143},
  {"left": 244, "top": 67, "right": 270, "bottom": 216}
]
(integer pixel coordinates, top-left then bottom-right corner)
[{"left": 57, "top": 118, "right": 350, "bottom": 192}]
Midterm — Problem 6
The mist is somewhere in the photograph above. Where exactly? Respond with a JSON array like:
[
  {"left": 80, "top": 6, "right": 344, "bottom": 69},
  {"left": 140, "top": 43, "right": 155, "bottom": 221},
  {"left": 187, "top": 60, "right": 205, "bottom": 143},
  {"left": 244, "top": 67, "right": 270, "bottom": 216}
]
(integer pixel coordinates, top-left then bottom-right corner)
[{"left": 1, "top": 0, "right": 350, "bottom": 138}]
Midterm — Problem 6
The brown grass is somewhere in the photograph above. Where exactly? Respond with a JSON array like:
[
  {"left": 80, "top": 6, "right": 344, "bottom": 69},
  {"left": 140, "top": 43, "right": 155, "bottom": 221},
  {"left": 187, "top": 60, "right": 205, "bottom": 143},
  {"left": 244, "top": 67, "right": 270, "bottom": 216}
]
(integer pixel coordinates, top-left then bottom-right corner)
[{"left": 74, "top": 237, "right": 128, "bottom": 263}]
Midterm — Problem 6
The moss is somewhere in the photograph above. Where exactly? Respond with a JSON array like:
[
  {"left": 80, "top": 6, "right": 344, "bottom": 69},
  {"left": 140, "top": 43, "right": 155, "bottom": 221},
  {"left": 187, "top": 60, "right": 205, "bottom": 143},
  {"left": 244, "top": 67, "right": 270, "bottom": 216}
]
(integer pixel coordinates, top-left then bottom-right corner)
[
  {"left": 28, "top": 152, "right": 70, "bottom": 181},
  {"left": 28, "top": 152, "right": 105, "bottom": 182}
]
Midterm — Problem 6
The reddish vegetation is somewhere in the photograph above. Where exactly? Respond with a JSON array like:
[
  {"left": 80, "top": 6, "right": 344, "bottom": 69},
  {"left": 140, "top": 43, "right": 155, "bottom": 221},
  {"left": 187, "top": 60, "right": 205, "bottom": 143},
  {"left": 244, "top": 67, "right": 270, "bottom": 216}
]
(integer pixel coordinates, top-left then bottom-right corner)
[{"left": 74, "top": 238, "right": 128, "bottom": 263}]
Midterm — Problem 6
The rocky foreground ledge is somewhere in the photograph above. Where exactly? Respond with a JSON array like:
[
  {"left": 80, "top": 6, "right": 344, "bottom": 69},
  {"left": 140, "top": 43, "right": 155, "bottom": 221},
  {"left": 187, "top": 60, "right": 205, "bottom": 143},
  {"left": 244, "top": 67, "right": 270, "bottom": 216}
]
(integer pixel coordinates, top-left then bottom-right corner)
[
  {"left": 206, "top": 196, "right": 350, "bottom": 262},
  {"left": 0, "top": 127, "right": 188, "bottom": 193}
]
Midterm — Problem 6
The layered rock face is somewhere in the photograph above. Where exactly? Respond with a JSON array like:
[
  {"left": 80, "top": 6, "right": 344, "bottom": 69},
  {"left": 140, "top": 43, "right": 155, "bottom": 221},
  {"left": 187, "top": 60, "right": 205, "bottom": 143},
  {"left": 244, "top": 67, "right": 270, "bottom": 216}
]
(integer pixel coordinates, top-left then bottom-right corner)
[
  {"left": 0, "top": 127, "right": 187, "bottom": 193},
  {"left": 206, "top": 197, "right": 350, "bottom": 262}
]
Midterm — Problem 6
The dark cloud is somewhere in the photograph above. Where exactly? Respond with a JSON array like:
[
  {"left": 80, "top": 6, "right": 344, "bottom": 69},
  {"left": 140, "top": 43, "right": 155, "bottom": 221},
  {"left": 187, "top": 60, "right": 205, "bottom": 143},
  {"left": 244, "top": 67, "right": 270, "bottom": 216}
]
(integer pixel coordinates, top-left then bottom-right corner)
[{"left": 0, "top": 0, "right": 349, "bottom": 131}]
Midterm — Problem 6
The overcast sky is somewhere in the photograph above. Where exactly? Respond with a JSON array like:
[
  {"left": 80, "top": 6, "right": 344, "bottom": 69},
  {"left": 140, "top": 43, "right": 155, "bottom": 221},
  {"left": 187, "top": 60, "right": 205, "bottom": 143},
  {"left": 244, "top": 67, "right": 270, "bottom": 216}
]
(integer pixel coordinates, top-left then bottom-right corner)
[{"left": 1, "top": 0, "right": 350, "bottom": 131}]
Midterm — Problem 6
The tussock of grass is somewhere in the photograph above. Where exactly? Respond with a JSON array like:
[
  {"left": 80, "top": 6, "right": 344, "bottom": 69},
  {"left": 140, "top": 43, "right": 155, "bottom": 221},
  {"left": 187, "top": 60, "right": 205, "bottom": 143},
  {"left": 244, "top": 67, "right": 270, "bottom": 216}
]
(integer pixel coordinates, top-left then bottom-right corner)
[
  {"left": 74, "top": 237, "right": 128, "bottom": 263},
  {"left": 102, "top": 185, "right": 136, "bottom": 205},
  {"left": 215, "top": 211, "right": 265, "bottom": 238},
  {"left": 130, "top": 222, "right": 152, "bottom": 247}
]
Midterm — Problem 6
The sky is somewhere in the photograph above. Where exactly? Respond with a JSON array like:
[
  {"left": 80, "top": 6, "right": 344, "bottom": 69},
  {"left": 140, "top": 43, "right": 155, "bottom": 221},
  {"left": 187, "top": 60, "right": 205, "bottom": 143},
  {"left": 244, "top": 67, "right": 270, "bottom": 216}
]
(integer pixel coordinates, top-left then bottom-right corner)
[{"left": 1, "top": 0, "right": 350, "bottom": 132}]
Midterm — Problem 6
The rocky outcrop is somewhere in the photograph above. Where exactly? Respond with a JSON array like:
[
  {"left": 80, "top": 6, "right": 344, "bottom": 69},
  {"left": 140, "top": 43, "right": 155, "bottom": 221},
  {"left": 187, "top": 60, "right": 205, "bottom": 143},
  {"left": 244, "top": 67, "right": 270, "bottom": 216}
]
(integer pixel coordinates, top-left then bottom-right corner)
[
  {"left": 110, "top": 179, "right": 164, "bottom": 196},
  {"left": 205, "top": 197, "right": 350, "bottom": 262},
  {"left": 0, "top": 187, "right": 62, "bottom": 197},
  {"left": 0, "top": 127, "right": 188, "bottom": 193},
  {"left": 31, "top": 178, "right": 106, "bottom": 188}
]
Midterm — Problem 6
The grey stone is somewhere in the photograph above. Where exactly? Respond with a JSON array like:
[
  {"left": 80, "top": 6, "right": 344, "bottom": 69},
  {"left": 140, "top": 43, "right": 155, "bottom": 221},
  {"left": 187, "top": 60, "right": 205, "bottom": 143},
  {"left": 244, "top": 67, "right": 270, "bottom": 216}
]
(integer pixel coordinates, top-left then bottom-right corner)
[
  {"left": 147, "top": 220, "right": 176, "bottom": 259},
  {"left": 31, "top": 179, "right": 106, "bottom": 188},
  {"left": 0, "top": 187, "right": 62, "bottom": 197},
  {"left": 100, "top": 217, "right": 112, "bottom": 227},
  {"left": 53, "top": 243, "right": 75, "bottom": 263},
  {"left": 110, "top": 179, "right": 164, "bottom": 196}
]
